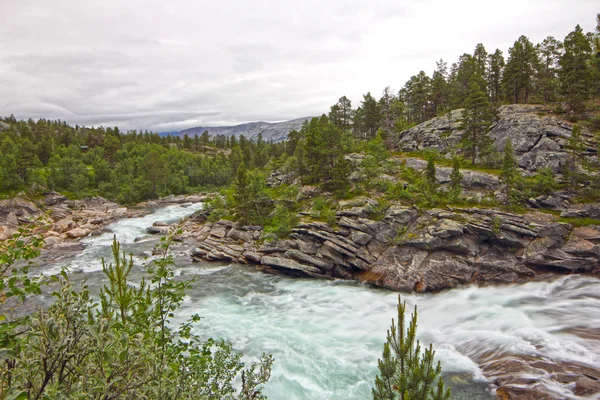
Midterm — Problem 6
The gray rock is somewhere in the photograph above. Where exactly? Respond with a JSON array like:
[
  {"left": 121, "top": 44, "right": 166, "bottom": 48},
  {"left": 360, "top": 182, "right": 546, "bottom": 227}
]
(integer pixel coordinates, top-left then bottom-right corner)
[
  {"left": 146, "top": 226, "right": 169, "bottom": 235},
  {"left": 260, "top": 256, "right": 320, "bottom": 274},
  {"left": 284, "top": 250, "right": 334, "bottom": 271},
  {"left": 350, "top": 231, "right": 373, "bottom": 245}
]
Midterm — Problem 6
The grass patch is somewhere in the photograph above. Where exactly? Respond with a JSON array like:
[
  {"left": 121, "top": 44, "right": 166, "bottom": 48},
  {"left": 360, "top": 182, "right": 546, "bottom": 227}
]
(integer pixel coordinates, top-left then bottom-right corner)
[{"left": 558, "top": 217, "right": 600, "bottom": 227}]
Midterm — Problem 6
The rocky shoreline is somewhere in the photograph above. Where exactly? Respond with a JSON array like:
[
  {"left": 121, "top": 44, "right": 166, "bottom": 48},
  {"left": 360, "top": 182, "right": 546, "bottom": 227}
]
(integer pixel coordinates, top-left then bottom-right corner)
[
  {"left": 0, "top": 192, "right": 209, "bottom": 252},
  {"left": 185, "top": 199, "right": 600, "bottom": 293}
]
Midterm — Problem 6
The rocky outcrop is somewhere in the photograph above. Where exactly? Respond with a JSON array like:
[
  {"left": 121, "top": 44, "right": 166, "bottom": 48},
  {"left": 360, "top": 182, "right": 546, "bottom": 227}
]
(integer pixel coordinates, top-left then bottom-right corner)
[
  {"left": 393, "top": 104, "right": 596, "bottom": 175},
  {"left": 188, "top": 204, "right": 600, "bottom": 293}
]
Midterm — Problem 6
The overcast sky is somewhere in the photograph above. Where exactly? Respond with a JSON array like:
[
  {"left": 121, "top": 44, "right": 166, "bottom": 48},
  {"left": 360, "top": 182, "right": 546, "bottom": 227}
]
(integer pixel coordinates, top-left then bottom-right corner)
[{"left": 0, "top": 0, "right": 597, "bottom": 132}]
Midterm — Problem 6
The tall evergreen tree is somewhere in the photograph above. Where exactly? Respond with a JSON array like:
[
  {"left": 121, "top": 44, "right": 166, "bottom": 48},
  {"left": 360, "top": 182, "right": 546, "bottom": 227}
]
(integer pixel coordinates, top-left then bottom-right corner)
[
  {"left": 379, "top": 87, "right": 397, "bottom": 137},
  {"left": 431, "top": 59, "right": 449, "bottom": 115},
  {"left": 461, "top": 75, "right": 495, "bottom": 164},
  {"left": 448, "top": 54, "right": 477, "bottom": 108},
  {"left": 536, "top": 36, "right": 563, "bottom": 104},
  {"left": 500, "top": 139, "right": 519, "bottom": 203},
  {"left": 400, "top": 71, "right": 432, "bottom": 123},
  {"left": 503, "top": 36, "right": 539, "bottom": 104},
  {"left": 426, "top": 155, "right": 437, "bottom": 191},
  {"left": 559, "top": 25, "right": 593, "bottom": 115},
  {"left": 450, "top": 157, "right": 463, "bottom": 200},
  {"left": 329, "top": 96, "right": 354, "bottom": 132},
  {"left": 473, "top": 43, "right": 489, "bottom": 81},
  {"left": 487, "top": 49, "right": 505, "bottom": 104},
  {"left": 564, "top": 124, "right": 586, "bottom": 187},
  {"left": 360, "top": 92, "right": 381, "bottom": 139}
]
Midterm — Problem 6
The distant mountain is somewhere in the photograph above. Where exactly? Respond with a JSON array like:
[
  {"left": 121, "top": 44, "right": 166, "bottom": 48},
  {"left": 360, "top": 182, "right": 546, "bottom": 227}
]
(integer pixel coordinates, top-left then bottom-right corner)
[
  {"left": 158, "top": 131, "right": 180, "bottom": 137},
  {"left": 178, "top": 117, "right": 313, "bottom": 142}
]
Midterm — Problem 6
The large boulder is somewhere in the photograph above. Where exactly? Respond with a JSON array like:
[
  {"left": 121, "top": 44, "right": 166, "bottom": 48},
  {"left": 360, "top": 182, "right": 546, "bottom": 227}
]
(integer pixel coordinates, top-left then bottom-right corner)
[{"left": 65, "top": 228, "right": 91, "bottom": 239}]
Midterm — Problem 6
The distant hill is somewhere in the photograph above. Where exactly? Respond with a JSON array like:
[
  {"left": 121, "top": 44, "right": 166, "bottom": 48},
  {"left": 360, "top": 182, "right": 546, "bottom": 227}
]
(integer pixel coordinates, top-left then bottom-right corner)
[{"left": 178, "top": 117, "right": 313, "bottom": 142}]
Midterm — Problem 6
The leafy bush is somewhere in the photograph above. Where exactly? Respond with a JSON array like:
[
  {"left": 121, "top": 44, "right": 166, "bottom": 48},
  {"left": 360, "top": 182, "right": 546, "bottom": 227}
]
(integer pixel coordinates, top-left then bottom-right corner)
[{"left": 0, "top": 228, "right": 273, "bottom": 399}]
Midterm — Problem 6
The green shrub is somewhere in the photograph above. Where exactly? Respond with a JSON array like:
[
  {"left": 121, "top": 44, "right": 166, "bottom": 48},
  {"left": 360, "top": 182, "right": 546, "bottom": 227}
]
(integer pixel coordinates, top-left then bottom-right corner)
[
  {"left": 0, "top": 229, "right": 273, "bottom": 399},
  {"left": 312, "top": 196, "right": 337, "bottom": 226},
  {"left": 264, "top": 204, "right": 299, "bottom": 238},
  {"left": 532, "top": 167, "right": 559, "bottom": 196}
]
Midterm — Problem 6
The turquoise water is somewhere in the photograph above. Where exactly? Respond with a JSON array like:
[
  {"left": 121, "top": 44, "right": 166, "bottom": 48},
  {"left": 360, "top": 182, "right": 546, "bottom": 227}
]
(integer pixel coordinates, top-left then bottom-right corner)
[{"left": 45, "top": 204, "right": 600, "bottom": 399}]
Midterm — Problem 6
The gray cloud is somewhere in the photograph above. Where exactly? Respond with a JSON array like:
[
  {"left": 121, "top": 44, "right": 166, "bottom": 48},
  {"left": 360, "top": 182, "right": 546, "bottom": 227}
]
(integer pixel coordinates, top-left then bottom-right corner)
[{"left": 0, "top": 0, "right": 598, "bottom": 132}]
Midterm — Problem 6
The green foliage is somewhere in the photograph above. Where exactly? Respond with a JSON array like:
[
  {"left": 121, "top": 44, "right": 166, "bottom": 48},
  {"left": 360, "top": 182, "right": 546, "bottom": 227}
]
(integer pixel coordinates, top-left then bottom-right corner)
[
  {"left": 491, "top": 216, "right": 503, "bottom": 235},
  {"left": 502, "top": 35, "right": 539, "bottom": 104},
  {"left": 460, "top": 74, "right": 494, "bottom": 164},
  {"left": 560, "top": 25, "right": 593, "bottom": 115},
  {"left": 264, "top": 204, "right": 299, "bottom": 238},
  {"left": 387, "top": 182, "right": 415, "bottom": 202},
  {"left": 367, "top": 199, "right": 391, "bottom": 221},
  {"left": 372, "top": 296, "right": 450, "bottom": 400},
  {"left": 426, "top": 156, "right": 437, "bottom": 191},
  {"left": 558, "top": 217, "right": 600, "bottom": 227},
  {"left": 565, "top": 124, "right": 586, "bottom": 187},
  {"left": 532, "top": 167, "right": 559, "bottom": 196},
  {"left": 0, "top": 232, "right": 273, "bottom": 399},
  {"left": 230, "top": 163, "right": 273, "bottom": 225},
  {"left": 0, "top": 117, "right": 288, "bottom": 203},
  {"left": 449, "top": 158, "right": 463, "bottom": 200},
  {"left": 311, "top": 197, "right": 337, "bottom": 226},
  {"left": 500, "top": 139, "right": 520, "bottom": 203}
]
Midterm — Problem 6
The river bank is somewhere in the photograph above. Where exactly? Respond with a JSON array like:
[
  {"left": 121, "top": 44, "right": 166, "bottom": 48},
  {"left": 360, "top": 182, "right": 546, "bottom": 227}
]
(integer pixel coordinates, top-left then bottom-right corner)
[
  {"left": 28, "top": 202, "right": 600, "bottom": 400},
  {"left": 2, "top": 194, "right": 600, "bottom": 399}
]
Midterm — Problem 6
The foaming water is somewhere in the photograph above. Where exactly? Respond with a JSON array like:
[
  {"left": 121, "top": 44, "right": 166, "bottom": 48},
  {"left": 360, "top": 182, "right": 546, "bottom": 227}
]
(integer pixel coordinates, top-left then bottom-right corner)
[
  {"left": 42, "top": 203, "right": 204, "bottom": 275},
  {"left": 41, "top": 204, "right": 600, "bottom": 399}
]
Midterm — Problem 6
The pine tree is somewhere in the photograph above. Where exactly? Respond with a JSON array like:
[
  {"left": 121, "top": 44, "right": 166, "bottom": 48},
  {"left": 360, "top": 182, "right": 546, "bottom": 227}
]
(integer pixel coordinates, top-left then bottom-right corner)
[
  {"left": 426, "top": 156, "right": 437, "bottom": 192},
  {"left": 461, "top": 74, "right": 494, "bottom": 164},
  {"left": 503, "top": 36, "right": 539, "bottom": 104},
  {"left": 559, "top": 25, "right": 593, "bottom": 115},
  {"left": 500, "top": 139, "right": 519, "bottom": 203},
  {"left": 487, "top": 49, "right": 505, "bottom": 104},
  {"left": 431, "top": 59, "right": 449, "bottom": 115},
  {"left": 401, "top": 71, "right": 433, "bottom": 123},
  {"left": 360, "top": 92, "right": 382, "bottom": 139},
  {"left": 232, "top": 162, "right": 251, "bottom": 224},
  {"left": 329, "top": 96, "right": 354, "bottom": 131},
  {"left": 565, "top": 124, "right": 586, "bottom": 187},
  {"left": 450, "top": 158, "right": 463, "bottom": 200},
  {"left": 379, "top": 87, "right": 397, "bottom": 137},
  {"left": 536, "top": 36, "right": 563, "bottom": 104},
  {"left": 372, "top": 296, "right": 450, "bottom": 400}
]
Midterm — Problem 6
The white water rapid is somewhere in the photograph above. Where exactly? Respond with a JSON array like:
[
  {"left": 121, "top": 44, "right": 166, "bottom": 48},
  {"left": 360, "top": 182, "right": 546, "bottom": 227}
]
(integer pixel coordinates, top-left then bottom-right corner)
[{"left": 42, "top": 204, "right": 600, "bottom": 400}]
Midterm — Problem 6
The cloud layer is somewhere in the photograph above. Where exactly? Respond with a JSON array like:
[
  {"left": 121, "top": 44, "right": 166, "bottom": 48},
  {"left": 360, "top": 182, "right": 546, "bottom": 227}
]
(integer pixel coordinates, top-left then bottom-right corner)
[{"left": 0, "top": 0, "right": 597, "bottom": 131}]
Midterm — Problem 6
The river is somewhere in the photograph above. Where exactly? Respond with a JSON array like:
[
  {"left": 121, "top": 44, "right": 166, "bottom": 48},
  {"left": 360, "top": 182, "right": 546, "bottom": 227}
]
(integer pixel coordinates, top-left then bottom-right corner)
[{"left": 39, "top": 204, "right": 600, "bottom": 399}]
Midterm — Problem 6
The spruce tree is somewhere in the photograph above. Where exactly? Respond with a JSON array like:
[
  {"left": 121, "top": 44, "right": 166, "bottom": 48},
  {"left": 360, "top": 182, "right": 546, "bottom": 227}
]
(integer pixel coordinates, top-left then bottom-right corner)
[
  {"left": 500, "top": 139, "right": 519, "bottom": 203},
  {"left": 232, "top": 162, "right": 251, "bottom": 224},
  {"left": 373, "top": 296, "right": 450, "bottom": 400},
  {"left": 426, "top": 156, "right": 437, "bottom": 192},
  {"left": 565, "top": 124, "right": 586, "bottom": 187},
  {"left": 536, "top": 36, "right": 563, "bottom": 104},
  {"left": 461, "top": 74, "right": 494, "bottom": 164},
  {"left": 502, "top": 36, "right": 539, "bottom": 104},
  {"left": 559, "top": 25, "right": 593, "bottom": 115},
  {"left": 450, "top": 157, "right": 463, "bottom": 200},
  {"left": 487, "top": 49, "right": 505, "bottom": 104}
]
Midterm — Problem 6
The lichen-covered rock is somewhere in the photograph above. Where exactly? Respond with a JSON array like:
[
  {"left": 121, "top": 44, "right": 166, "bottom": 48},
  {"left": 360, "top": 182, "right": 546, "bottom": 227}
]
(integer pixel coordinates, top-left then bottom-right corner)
[
  {"left": 189, "top": 204, "right": 600, "bottom": 293},
  {"left": 394, "top": 104, "right": 595, "bottom": 174}
]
